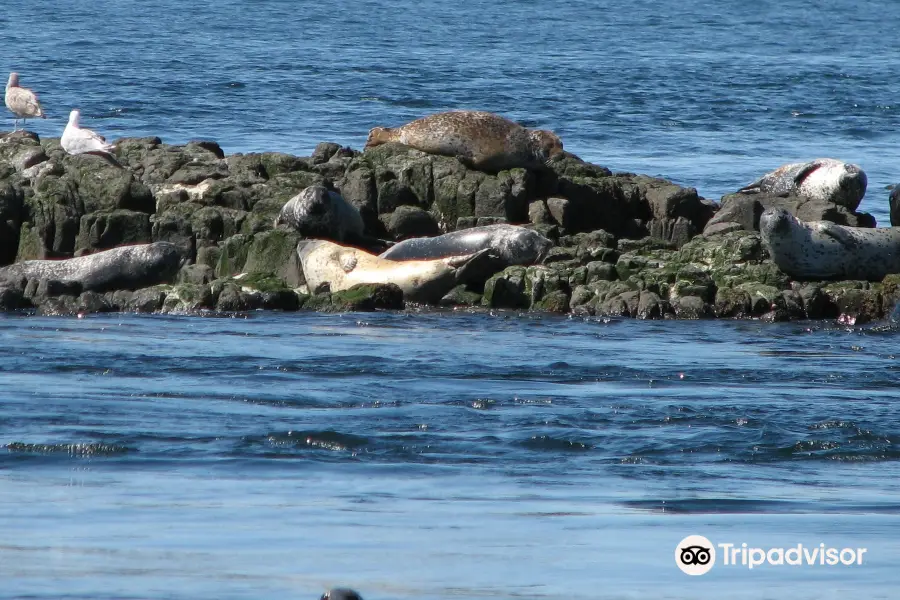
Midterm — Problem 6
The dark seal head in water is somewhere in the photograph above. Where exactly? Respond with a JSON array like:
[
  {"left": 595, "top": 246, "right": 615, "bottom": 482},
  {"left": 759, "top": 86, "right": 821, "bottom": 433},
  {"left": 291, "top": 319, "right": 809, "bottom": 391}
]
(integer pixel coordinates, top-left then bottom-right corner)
[
  {"left": 738, "top": 158, "right": 867, "bottom": 211},
  {"left": 365, "top": 110, "right": 564, "bottom": 172},
  {"left": 0, "top": 242, "right": 181, "bottom": 292},
  {"left": 320, "top": 588, "right": 363, "bottom": 600},
  {"left": 378, "top": 224, "right": 552, "bottom": 267},
  {"left": 274, "top": 185, "right": 365, "bottom": 243}
]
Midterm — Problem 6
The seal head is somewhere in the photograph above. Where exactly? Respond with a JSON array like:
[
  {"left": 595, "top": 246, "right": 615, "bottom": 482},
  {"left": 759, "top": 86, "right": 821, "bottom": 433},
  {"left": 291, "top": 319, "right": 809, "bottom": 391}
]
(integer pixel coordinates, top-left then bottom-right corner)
[
  {"left": 528, "top": 129, "right": 564, "bottom": 165},
  {"left": 320, "top": 589, "right": 363, "bottom": 600},
  {"left": 275, "top": 185, "right": 365, "bottom": 243}
]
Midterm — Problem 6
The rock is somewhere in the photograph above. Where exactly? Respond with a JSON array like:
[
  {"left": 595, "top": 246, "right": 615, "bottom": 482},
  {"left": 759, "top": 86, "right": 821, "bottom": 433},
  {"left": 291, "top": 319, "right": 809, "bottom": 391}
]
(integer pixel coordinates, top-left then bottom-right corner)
[
  {"left": 822, "top": 282, "right": 883, "bottom": 324},
  {"left": 704, "top": 192, "right": 875, "bottom": 235},
  {"left": 178, "top": 264, "right": 214, "bottom": 285},
  {"left": 380, "top": 205, "right": 440, "bottom": 240},
  {"left": 75, "top": 210, "right": 152, "bottom": 255},
  {"left": 440, "top": 284, "right": 483, "bottom": 307},
  {"left": 714, "top": 287, "right": 753, "bottom": 318},
  {"left": 325, "top": 283, "right": 405, "bottom": 312},
  {"left": 672, "top": 295, "right": 713, "bottom": 319},
  {"left": 215, "top": 234, "right": 254, "bottom": 278},
  {"left": 546, "top": 197, "right": 574, "bottom": 230},
  {"left": 528, "top": 200, "right": 553, "bottom": 225},
  {"left": 241, "top": 229, "right": 304, "bottom": 286},
  {"left": 162, "top": 283, "right": 215, "bottom": 313},
  {"left": 636, "top": 290, "right": 669, "bottom": 319},
  {"left": 0, "top": 285, "right": 25, "bottom": 311},
  {"left": 482, "top": 267, "right": 528, "bottom": 309}
]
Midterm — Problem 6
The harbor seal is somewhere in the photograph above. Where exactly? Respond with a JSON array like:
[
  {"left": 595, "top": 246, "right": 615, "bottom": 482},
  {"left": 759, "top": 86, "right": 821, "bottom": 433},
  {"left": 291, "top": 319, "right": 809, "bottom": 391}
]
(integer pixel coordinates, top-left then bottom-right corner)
[
  {"left": 759, "top": 208, "right": 900, "bottom": 281},
  {"left": 738, "top": 158, "right": 867, "bottom": 211},
  {"left": 0, "top": 242, "right": 181, "bottom": 292},
  {"left": 320, "top": 590, "right": 362, "bottom": 600},
  {"left": 298, "top": 239, "right": 493, "bottom": 304},
  {"left": 275, "top": 185, "right": 365, "bottom": 243},
  {"left": 365, "top": 110, "right": 564, "bottom": 172},
  {"left": 379, "top": 224, "right": 552, "bottom": 267}
]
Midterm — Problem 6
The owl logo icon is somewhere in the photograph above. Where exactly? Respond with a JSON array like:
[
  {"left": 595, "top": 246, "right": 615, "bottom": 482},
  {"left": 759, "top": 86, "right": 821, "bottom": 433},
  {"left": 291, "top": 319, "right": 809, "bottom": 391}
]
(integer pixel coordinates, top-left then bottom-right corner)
[{"left": 676, "top": 535, "right": 716, "bottom": 575}]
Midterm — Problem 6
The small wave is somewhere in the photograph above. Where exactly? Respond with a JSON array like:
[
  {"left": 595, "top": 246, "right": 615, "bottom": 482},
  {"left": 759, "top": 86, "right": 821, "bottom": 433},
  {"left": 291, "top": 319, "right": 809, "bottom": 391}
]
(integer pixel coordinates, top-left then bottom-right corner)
[
  {"left": 6, "top": 442, "right": 133, "bottom": 456},
  {"left": 519, "top": 435, "right": 593, "bottom": 452}
]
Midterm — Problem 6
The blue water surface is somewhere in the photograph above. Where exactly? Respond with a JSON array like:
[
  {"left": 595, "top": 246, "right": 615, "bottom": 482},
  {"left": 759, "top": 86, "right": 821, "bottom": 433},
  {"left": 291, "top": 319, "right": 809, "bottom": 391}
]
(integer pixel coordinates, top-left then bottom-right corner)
[
  {"left": 2, "top": 1, "right": 900, "bottom": 598},
  {"left": 2, "top": 0, "right": 900, "bottom": 221}
]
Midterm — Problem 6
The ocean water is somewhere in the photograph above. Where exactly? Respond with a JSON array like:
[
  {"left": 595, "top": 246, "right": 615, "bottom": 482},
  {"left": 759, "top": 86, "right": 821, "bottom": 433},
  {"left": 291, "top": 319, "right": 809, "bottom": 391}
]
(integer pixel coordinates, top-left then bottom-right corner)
[
  {"left": 3, "top": 0, "right": 900, "bottom": 222},
  {"left": 3, "top": 1, "right": 900, "bottom": 599}
]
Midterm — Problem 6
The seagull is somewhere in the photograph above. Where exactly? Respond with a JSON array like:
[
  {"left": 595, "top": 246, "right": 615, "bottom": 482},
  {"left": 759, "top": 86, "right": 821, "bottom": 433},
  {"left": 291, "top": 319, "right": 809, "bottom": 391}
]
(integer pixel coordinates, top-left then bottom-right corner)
[
  {"left": 61, "top": 109, "right": 115, "bottom": 156},
  {"left": 5, "top": 72, "right": 46, "bottom": 131}
]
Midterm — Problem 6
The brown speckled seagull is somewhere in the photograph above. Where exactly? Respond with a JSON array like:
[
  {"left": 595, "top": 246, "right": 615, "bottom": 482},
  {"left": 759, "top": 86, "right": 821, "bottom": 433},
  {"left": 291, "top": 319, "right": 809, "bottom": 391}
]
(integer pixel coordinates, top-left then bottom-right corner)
[{"left": 5, "top": 72, "right": 46, "bottom": 131}]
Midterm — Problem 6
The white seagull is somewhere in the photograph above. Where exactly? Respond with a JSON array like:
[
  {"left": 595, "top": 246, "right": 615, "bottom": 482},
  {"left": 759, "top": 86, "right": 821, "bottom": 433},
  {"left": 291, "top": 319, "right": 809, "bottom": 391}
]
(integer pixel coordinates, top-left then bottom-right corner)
[
  {"left": 5, "top": 72, "right": 46, "bottom": 131},
  {"left": 61, "top": 109, "right": 115, "bottom": 156}
]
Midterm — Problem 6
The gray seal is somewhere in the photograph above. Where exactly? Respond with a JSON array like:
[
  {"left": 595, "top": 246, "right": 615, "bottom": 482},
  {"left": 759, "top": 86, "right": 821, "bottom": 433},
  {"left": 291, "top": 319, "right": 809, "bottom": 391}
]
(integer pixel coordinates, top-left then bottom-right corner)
[
  {"left": 320, "top": 589, "right": 362, "bottom": 600},
  {"left": 738, "top": 158, "right": 867, "bottom": 211},
  {"left": 378, "top": 224, "right": 552, "bottom": 267},
  {"left": 274, "top": 185, "right": 365, "bottom": 243},
  {"left": 759, "top": 208, "right": 900, "bottom": 281},
  {"left": 0, "top": 242, "right": 181, "bottom": 292}
]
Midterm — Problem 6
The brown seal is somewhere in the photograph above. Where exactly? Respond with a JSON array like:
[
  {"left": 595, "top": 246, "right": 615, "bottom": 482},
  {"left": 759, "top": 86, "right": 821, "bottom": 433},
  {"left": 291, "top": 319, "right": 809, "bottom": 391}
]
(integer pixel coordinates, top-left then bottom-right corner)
[{"left": 365, "top": 110, "right": 563, "bottom": 171}]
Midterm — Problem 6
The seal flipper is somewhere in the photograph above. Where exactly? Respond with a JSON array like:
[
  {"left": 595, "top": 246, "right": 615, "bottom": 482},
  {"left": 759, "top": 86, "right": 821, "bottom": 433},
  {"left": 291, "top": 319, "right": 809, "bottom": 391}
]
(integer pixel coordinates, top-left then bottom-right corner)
[
  {"left": 455, "top": 155, "right": 477, "bottom": 170},
  {"left": 338, "top": 252, "right": 358, "bottom": 273},
  {"left": 737, "top": 178, "right": 764, "bottom": 194},
  {"left": 816, "top": 221, "right": 858, "bottom": 249},
  {"left": 448, "top": 248, "right": 507, "bottom": 285},
  {"left": 791, "top": 161, "right": 822, "bottom": 186}
]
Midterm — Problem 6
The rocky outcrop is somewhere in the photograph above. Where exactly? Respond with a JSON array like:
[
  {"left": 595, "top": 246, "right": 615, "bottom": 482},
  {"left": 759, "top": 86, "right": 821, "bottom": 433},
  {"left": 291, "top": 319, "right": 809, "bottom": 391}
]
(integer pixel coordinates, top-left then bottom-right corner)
[{"left": 0, "top": 130, "right": 897, "bottom": 322}]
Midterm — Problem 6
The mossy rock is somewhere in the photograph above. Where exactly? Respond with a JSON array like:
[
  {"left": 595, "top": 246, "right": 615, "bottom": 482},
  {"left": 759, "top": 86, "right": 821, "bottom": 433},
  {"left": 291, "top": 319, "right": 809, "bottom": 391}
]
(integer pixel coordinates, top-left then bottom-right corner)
[
  {"left": 242, "top": 229, "right": 304, "bottom": 286},
  {"left": 319, "top": 283, "right": 404, "bottom": 312}
]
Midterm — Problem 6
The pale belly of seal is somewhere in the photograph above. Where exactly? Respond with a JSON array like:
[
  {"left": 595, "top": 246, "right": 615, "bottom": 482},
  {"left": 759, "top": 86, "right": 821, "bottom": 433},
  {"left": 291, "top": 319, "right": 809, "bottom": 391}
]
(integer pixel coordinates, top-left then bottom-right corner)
[
  {"left": 760, "top": 208, "right": 900, "bottom": 281},
  {"left": 298, "top": 239, "right": 491, "bottom": 304}
]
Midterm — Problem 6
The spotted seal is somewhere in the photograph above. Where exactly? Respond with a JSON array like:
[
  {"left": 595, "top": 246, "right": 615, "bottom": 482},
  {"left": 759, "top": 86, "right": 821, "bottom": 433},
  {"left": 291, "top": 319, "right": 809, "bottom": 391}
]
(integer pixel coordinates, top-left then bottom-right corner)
[
  {"left": 738, "top": 158, "right": 867, "bottom": 210},
  {"left": 275, "top": 185, "right": 365, "bottom": 243},
  {"left": 379, "top": 224, "right": 551, "bottom": 267},
  {"left": 298, "top": 239, "right": 493, "bottom": 304},
  {"left": 759, "top": 208, "right": 900, "bottom": 281},
  {"left": 365, "top": 110, "right": 564, "bottom": 172},
  {"left": 0, "top": 242, "right": 181, "bottom": 292}
]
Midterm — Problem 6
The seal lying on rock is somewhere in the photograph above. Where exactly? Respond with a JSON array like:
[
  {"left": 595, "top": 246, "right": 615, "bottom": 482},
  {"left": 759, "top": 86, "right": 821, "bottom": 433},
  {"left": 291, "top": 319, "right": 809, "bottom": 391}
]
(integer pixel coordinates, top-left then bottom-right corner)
[
  {"left": 275, "top": 185, "right": 365, "bottom": 243},
  {"left": 298, "top": 239, "right": 493, "bottom": 304},
  {"left": 738, "top": 158, "right": 867, "bottom": 211},
  {"left": 379, "top": 224, "right": 552, "bottom": 267},
  {"left": 0, "top": 242, "right": 181, "bottom": 292},
  {"left": 759, "top": 208, "right": 900, "bottom": 281},
  {"left": 365, "top": 110, "right": 564, "bottom": 172}
]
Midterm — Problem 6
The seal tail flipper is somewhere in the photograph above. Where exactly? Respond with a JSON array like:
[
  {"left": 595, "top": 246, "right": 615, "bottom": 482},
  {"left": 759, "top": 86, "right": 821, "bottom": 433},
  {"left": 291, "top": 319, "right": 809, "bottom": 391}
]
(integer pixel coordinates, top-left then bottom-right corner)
[
  {"left": 448, "top": 248, "right": 506, "bottom": 284},
  {"left": 737, "top": 179, "right": 764, "bottom": 194}
]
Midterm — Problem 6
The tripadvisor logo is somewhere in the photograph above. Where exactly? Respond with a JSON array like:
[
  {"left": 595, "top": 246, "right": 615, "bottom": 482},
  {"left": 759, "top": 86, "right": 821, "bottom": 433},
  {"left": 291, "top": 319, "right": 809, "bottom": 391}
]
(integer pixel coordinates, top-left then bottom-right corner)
[
  {"left": 675, "top": 535, "right": 868, "bottom": 575},
  {"left": 676, "top": 535, "right": 716, "bottom": 575}
]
